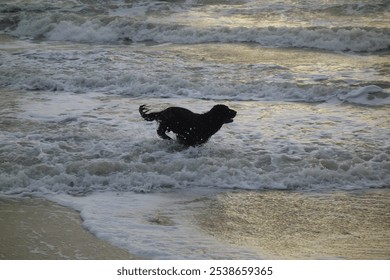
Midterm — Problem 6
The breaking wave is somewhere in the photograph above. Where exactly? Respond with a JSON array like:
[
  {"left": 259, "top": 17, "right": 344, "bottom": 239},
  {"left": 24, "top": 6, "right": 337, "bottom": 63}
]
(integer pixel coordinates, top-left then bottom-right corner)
[{"left": 8, "top": 14, "right": 390, "bottom": 52}]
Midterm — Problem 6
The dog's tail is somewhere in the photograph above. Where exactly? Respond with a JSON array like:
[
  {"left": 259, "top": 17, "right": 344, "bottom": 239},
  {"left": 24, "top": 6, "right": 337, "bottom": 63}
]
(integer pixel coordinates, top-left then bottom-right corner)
[{"left": 139, "top": 105, "right": 159, "bottom": 121}]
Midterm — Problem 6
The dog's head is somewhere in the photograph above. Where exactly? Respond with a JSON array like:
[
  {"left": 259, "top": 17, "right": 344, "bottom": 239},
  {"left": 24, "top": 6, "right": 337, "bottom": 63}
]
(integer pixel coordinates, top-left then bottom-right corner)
[{"left": 210, "top": 104, "right": 237, "bottom": 124}]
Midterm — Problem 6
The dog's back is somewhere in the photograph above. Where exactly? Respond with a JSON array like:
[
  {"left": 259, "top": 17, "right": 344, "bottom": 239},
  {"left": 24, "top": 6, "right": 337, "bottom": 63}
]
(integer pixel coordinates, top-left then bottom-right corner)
[{"left": 140, "top": 104, "right": 194, "bottom": 118}]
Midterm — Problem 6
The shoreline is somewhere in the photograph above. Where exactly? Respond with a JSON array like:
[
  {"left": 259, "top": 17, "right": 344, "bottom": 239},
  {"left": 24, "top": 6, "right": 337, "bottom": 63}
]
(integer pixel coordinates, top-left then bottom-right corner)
[
  {"left": 1, "top": 188, "right": 389, "bottom": 260},
  {"left": 196, "top": 189, "right": 390, "bottom": 259},
  {"left": 0, "top": 197, "right": 138, "bottom": 260}
]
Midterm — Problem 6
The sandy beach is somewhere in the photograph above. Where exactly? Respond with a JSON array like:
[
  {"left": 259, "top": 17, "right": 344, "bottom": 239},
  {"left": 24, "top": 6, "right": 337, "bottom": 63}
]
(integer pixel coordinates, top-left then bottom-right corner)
[
  {"left": 0, "top": 197, "right": 137, "bottom": 260},
  {"left": 1, "top": 189, "right": 389, "bottom": 260},
  {"left": 196, "top": 189, "right": 390, "bottom": 259}
]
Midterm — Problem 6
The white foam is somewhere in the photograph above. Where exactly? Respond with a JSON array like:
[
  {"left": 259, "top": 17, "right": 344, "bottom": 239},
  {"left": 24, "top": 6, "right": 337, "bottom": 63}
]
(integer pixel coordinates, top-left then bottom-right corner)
[
  {"left": 2, "top": 41, "right": 388, "bottom": 106},
  {"left": 338, "top": 85, "right": 390, "bottom": 106},
  {"left": 50, "top": 191, "right": 261, "bottom": 259},
  {"left": 8, "top": 9, "right": 390, "bottom": 52},
  {"left": 1, "top": 93, "right": 389, "bottom": 197}
]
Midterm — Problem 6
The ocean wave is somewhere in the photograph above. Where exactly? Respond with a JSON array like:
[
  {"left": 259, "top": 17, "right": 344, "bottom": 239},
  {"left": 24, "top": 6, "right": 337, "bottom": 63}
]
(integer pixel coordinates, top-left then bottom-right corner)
[
  {"left": 338, "top": 85, "right": 390, "bottom": 106},
  {"left": 1, "top": 98, "right": 389, "bottom": 197},
  {"left": 4, "top": 76, "right": 389, "bottom": 107},
  {"left": 2, "top": 132, "right": 389, "bottom": 196},
  {"left": 7, "top": 14, "right": 390, "bottom": 52},
  {"left": 1, "top": 49, "right": 389, "bottom": 106},
  {"left": 317, "top": 1, "right": 390, "bottom": 16}
]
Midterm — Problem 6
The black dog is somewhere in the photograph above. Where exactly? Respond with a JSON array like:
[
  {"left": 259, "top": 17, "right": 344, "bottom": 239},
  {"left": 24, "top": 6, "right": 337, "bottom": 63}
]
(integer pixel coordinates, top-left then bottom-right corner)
[{"left": 139, "top": 104, "right": 237, "bottom": 146}]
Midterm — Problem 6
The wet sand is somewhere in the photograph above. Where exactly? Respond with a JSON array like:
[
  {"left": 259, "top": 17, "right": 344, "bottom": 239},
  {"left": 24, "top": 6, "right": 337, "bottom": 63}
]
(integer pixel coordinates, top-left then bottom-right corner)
[
  {"left": 1, "top": 190, "right": 389, "bottom": 260},
  {"left": 196, "top": 189, "right": 390, "bottom": 259},
  {"left": 0, "top": 197, "right": 137, "bottom": 259}
]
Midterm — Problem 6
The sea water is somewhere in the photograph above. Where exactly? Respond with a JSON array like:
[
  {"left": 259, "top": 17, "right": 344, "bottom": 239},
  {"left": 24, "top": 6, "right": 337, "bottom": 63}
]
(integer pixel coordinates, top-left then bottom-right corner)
[{"left": 0, "top": 0, "right": 389, "bottom": 259}]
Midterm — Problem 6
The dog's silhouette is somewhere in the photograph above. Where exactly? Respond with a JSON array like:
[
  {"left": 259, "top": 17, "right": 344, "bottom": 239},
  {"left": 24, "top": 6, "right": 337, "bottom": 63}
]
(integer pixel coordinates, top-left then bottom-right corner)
[{"left": 139, "top": 104, "right": 236, "bottom": 146}]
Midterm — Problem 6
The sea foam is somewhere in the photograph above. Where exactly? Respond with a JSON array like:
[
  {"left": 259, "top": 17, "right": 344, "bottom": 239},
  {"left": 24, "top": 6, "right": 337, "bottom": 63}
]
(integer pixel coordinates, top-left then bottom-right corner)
[{"left": 8, "top": 13, "right": 390, "bottom": 52}]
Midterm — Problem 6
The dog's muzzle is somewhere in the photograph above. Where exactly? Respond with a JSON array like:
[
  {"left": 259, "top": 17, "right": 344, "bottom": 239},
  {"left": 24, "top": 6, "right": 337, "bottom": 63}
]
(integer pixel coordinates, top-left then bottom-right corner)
[{"left": 225, "top": 110, "right": 237, "bottom": 123}]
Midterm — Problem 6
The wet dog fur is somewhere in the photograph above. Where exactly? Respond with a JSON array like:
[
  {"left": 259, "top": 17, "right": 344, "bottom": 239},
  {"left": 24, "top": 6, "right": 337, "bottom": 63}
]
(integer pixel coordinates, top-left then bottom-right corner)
[{"left": 139, "top": 104, "right": 237, "bottom": 146}]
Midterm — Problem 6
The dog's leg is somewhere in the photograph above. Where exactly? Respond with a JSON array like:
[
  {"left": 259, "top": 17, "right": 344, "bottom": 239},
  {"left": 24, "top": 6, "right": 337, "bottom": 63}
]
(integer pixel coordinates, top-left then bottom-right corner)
[{"left": 157, "top": 124, "right": 172, "bottom": 140}]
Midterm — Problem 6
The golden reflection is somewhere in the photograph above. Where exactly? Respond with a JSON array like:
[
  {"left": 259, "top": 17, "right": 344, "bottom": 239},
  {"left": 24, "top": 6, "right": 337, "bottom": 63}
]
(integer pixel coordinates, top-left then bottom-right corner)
[{"left": 196, "top": 190, "right": 390, "bottom": 259}]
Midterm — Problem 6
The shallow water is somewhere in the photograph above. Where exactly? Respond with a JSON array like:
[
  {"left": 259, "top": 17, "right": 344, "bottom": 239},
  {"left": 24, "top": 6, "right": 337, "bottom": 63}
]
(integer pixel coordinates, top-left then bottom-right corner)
[
  {"left": 196, "top": 190, "right": 390, "bottom": 259},
  {"left": 1, "top": 0, "right": 389, "bottom": 259},
  {"left": 1, "top": 90, "right": 389, "bottom": 194}
]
